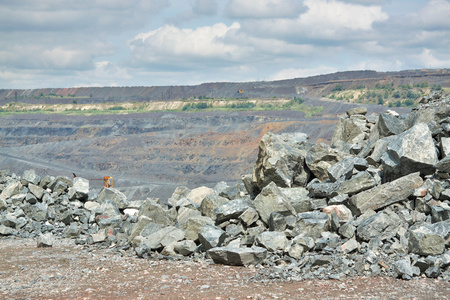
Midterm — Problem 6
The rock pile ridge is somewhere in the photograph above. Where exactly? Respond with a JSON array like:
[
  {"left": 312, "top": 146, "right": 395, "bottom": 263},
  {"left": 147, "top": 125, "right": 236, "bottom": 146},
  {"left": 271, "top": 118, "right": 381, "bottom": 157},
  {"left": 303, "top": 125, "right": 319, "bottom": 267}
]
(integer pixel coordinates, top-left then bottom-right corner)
[{"left": 1, "top": 92, "right": 450, "bottom": 281}]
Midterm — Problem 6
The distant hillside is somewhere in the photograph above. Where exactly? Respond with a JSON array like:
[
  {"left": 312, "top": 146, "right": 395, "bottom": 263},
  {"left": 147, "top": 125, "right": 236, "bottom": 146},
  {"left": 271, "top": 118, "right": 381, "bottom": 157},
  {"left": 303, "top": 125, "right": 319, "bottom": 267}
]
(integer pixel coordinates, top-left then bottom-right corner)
[{"left": 1, "top": 69, "right": 450, "bottom": 105}]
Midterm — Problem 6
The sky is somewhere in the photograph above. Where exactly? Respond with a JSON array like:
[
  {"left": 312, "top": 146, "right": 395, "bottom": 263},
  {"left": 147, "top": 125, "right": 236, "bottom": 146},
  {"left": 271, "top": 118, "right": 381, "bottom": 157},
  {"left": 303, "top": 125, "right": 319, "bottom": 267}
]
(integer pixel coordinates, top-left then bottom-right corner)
[{"left": 1, "top": 0, "right": 450, "bottom": 89}]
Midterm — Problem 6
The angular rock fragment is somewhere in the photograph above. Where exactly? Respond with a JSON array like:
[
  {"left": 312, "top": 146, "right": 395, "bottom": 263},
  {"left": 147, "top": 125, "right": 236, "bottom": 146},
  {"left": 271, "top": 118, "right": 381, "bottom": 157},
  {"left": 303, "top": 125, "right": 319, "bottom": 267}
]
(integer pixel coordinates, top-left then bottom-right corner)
[
  {"left": 208, "top": 246, "right": 267, "bottom": 266},
  {"left": 198, "top": 225, "right": 227, "bottom": 250},
  {"left": 348, "top": 172, "right": 423, "bottom": 216},
  {"left": 213, "top": 198, "right": 253, "bottom": 224},
  {"left": 253, "top": 182, "right": 296, "bottom": 225}
]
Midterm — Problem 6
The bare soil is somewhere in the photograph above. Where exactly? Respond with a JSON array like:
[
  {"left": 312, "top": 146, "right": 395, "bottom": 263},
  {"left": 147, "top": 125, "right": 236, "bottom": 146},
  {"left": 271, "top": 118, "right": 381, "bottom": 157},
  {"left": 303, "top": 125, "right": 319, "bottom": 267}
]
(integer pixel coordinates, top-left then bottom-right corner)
[{"left": 1, "top": 237, "right": 449, "bottom": 299}]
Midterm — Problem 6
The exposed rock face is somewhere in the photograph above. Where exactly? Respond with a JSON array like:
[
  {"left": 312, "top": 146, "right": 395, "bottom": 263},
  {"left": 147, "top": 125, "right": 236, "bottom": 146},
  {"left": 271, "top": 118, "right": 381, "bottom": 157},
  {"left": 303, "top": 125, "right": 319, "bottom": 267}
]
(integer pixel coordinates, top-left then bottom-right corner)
[
  {"left": 3, "top": 92, "right": 450, "bottom": 281},
  {"left": 252, "top": 132, "right": 310, "bottom": 191}
]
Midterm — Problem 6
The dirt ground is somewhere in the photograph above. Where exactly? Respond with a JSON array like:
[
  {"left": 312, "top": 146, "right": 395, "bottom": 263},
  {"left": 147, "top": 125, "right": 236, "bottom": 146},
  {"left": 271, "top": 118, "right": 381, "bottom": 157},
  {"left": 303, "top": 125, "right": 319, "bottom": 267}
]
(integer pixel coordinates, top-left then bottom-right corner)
[{"left": 1, "top": 237, "right": 449, "bottom": 300}]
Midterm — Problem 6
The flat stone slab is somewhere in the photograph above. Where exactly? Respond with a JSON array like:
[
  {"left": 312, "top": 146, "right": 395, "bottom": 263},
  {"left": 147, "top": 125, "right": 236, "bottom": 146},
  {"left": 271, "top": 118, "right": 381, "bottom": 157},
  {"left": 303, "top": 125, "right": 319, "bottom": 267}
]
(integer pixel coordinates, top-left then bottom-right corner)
[{"left": 207, "top": 246, "right": 267, "bottom": 266}]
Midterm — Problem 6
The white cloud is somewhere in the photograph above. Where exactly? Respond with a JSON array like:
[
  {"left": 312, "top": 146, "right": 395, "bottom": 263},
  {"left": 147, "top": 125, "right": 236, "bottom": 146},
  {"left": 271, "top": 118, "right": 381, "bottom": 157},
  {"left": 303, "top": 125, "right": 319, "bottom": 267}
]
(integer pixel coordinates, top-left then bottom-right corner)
[
  {"left": 415, "top": 0, "right": 450, "bottom": 30},
  {"left": 417, "top": 49, "right": 450, "bottom": 68},
  {"left": 238, "top": 0, "right": 388, "bottom": 42},
  {"left": 129, "top": 22, "right": 245, "bottom": 66},
  {"left": 225, "top": 0, "right": 305, "bottom": 18}
]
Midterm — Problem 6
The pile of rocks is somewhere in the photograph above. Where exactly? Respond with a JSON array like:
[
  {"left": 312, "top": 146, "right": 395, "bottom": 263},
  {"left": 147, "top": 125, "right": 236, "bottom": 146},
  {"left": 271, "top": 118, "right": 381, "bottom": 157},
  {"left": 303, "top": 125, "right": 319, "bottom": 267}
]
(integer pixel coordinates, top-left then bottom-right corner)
[{"left": 1, "top": 92, "right": 450, "bottom": 281}]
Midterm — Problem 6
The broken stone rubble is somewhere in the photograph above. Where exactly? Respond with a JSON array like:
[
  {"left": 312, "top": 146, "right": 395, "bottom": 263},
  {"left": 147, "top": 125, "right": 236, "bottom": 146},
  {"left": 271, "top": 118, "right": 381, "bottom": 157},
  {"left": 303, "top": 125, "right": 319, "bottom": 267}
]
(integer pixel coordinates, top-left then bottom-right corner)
[{"left": 1, "top": 93, "right": 450, "bottom": 280}]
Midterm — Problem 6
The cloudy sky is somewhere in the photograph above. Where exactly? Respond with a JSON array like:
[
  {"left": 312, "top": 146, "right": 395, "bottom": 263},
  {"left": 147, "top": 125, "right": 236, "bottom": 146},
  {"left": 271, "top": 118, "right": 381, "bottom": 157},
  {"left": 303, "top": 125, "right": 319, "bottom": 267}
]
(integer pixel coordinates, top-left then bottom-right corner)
[{"left": 1, "top": 0, "right": 450, "bottom": 89}]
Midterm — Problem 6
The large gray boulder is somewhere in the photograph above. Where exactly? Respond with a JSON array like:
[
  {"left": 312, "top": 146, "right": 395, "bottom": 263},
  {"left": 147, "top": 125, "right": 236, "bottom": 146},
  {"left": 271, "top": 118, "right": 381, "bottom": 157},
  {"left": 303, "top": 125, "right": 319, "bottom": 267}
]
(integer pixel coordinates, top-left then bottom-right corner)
[
  {"left": 186, "top": 186, "right": 214, "bottom": 206},
  {"left": 377, "top": 113, "right": 406, "bottom": 138},
  {"left": 184, "top": 216, "right": 215, "bottom": 241},
  {"left": 408, "top": 225, "right": 446, "bottom": 256},
  {"left": 97, "top": 187, "right": 129, "bottom": 209},
  {"left": 337, "top": 171, "right": 377, "bottom": 195},
  {"left": 357, "top": 210, "right": 403, "bottom": 241},
  {"left": 253, "top": 182, "right": 296, "bottom": 225},
  {"left": 306, "top": 143, "right": 344, "bottom": 182},
  {"left": 213, "top": 198, "right": 253, "bottom": 224},
  {"left": 207, "top": 246, "right": 267, "bottom": 266},
  {"left": 292, "top": 211, "right": 330, "bottom": 239},
  {"left": 252, "top": 132, "right": 310, "bottom": 190},
  {"left": 327, "top": 157, "right": 368, "bottom": 182},
  {"left": 68, "top": 177, "right": 89, "bottom": 201},
  {"left": 22, "top": 169, "right": 41, "bottom": 186},
  {"left": 139, "top": 226, "right": 185, "bottom": 250},
  {"left": 256, "top": 231, "right": 288, "bottom": 252},
  {"left": 28, "top": 183, "right": 45, "bottom": 200},
  {"left": 200, "top": 193, "right": 229, "bottom": 221},
  {"left": 198, "top": 225, "right": 227, "bottom": 250},
  {"left": 348, "top": 172, "right": 423, "bottom": 216},
  {"left": 279, "top": 187, "right": 312, "bottom": 213},
  {"left": 331, "top": 115, "right": 367, "bottom": 146},
  {"left": 0, "top": 181, "right": 22, "bottom": 201},
  {"left": 381, "top": 123, "right": 438, "bottom": 179},
  {"left": 139, "top": 199, "right": 173, "bottom": 226}
]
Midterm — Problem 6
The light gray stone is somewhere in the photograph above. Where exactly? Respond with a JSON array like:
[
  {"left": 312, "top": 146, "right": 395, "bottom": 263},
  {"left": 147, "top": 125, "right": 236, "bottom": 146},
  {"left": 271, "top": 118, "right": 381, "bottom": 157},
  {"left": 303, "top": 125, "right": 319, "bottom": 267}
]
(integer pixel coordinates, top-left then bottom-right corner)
[
  {"left": 253, "top": 182, "right": 296, "bottom": 225},
  {"left": 256, "top": 231, "right": 288, "bottom": 252},
  {"left": 238, "top": 207, "right": 259, "bottom": 226},
  {"left": 377, "top": 113, "right": 406, "bottom": 138},
  {"left": 337, "top": 171, "right": 377, "bottom": 195},
  {"left": 394, "top": 259, "right": 414, "bottom": 280},
  {"left": 37, "top": 232, "right": 53, "bottom": 247},
  {"left": 200, "top": 193, "right": 229, "bottom": 221},
  {"left": 28, "top": 183, "right": 45, "bottom": 200},
  {"left": 0, "top": 181, "right": 22, "bottom": 201},
  {"left": 173, "top": 240, "right": 197, "bottom": 256},
  {"left": 348, "top": 172, "right": 423, "bottom": 216},
  {"left": 198, "top": 225, "right": 227, "bottom": 250},
  {"left": 306, "top": 143, "right": 344, "bottom": 182},
  {"left": 141, "top": 226, "right": 185, "bottom": 250},
  {"left": 184, "top": 216, "right": 215, "bottom": 241},
  {"left": 186, "top": 186, "right": 214, "bottom": 206},
  {"left": 279, "top": 187, "right": 312, "bottom": 213},
  {"left": 381, "top": 123, "right": 438, "bottom": 179},
  {"left": 214, "top": 198, "right": 253, "bottom": 224},
  {"left": 252, "top": 132, "right": 310, "bottom": 190},
  {"left": 293, "top": 211, "right": 330, "bottom": 239},
  {"left": 357, "top": 210, "right": 403, "bottom": 241},
  {"left": 22, "top": 169, "right": 41, "bottom": 186},
  {"left": 97, "top": 187, "right": 129, "bottom": 209},
  {"left": 139, "top": 199, "right": 172, "bottom": 226},
  {"left": 207, "top": 246, "right": 267, "bottom": 266},
  {"left": 68, "top": 177, "right": 89, "bottom": 201}
]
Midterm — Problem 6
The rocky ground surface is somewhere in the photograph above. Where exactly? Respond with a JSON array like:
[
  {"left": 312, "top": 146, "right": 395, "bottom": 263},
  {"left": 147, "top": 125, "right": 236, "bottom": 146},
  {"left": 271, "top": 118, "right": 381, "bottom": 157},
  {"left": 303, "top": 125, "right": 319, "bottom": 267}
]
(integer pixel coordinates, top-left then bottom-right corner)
[{"left": 1, "top": 237, "right": 449, "bottom": 300}]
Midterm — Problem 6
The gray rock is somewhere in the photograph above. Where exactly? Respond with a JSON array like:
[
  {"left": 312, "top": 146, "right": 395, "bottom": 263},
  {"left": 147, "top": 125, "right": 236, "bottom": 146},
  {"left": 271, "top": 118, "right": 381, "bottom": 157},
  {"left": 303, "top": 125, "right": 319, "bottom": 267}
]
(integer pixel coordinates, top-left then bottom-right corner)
[
  {"left": 339, "top": 222, "right": 356, "bottom": 239},
  {"left": 0, "top": 181, "right": 22, "bottom": 201},
  {"left": 331, "top": 116, "right": 366, "bottom": 146},
  {"left": 293, "top": 211, "right": 330, "bottom": 239},
  {"left": 199, "top": 193, "right": 229, "bottom": 221},
  {"left": 306, "top": 143, "right": 344, "bottom": 182},
  {"left": 90, "top": 230, "right": 107, "bottom": 244},
  {"left": 139, "top": 199, "right": 172, "bottom": 226},
  {"left": 214, "top": 198, "right": 253, "bottom": 224},
  {"left": 357, "top": 210, "right": 403, "bottom": 241},
  {"left": 307, "top": 179, "right": 341, "bottom": 199},
  {"left": 28, "top": 183, "right": 45, "bottom": 200},
  {"left": 238, "top": 207, "right": 259, "bottom": 226},
  {"left": 176, "top": 206, "right": 201, "bottom": 226},
  {"left": 68, "top": 177, "right": 89, "bottom": 201},
  {"left": 198, "top": 225, "right": 227, "bottom": 250},
  {"left": 173, "top": 240, "right": 197, "bottom": 256},
  {"left": 37, "top": 232, "right": 53, "bottom": 247},
  {"left": 167, "top": 186, "right": 190, "bottom": 207},
  {"left": 256, "top": 231, "right": 288, "bottom": 252},
  {"left": 184, "top": 216, "right": 215, "bottom": 241},
  {"left": 63, "top": 224, "right": 81, "bottom": 239},
  {"left": 279, "top": 187, "right": 312, "bottom": 213},
  {"left": 348, "top": 172, "right": 423, "bottom": 216},
  {"left": 26, "top": 193, "right": 37, "bottom": 204},
  {"left": 128, "top": 216, "right": 153, "bottom": 241},
  {"left": 430, "top": 202, "right": 450, "bottom": 223},
  {"left": 378, "top": 113, "right": 406, "bottom": 138},
  {"left": 0, "top": 224, "right": 14, "bottom": 235},
  {"left": 31, "top": 202, "right": 48, "bottom": 222},
  {"left": 394, "top": 259, "right": 414, "bottom": 280},
  {"left": 207, "top": 246, "right": 267, "bottom": 266},
  {"left": 340, "top": 238, "right": 359, "bottom": 253},
  {"left": 337, "top": 171, "right": 377, "bottom": 195},
  {"left": 347, "top": 107, "right": 367, "bottom": 116},
  {"left": 141, "top": 226, "right": 185, "bottom": 250},
  {"left": 408, "top": 221, "right": 449, "bottom": 256},
  {"left": 327, "top": 157, "right": 367, "bottom": 182},
  {"left": 22, "top": 169, "right": 41, "bottom": 186},
  {"left": 186, "top": 186, "right": 214, "bottom": 206},
  {"left": 268, "top": 212, "right": 287, "bottom": 231},
  {"left": 425, "top": 266, "right": 441, "bottom": 278},
  {"left": 253, "top": 182, "right": 296, "bottom": 225},
  {"left": 435, "top": 156, "right": 450, "bottom": 173},
  {"left": 440, "top": 137, "right": 450, "bottom": 158},
  {"left": 219, "top": 184, "right": 241, "bottom": 200},
  {"left": 97, "top": 187, "right": 129, "bottom": 209},
  {"left": 381, "top": 123, "right": 438, "bottom": 179},
  {"left": 328, "top": 194, "right": 349, "bottom": 205},
  {"left": 252, "top": 132, "right": 310, "bottom": 190}
]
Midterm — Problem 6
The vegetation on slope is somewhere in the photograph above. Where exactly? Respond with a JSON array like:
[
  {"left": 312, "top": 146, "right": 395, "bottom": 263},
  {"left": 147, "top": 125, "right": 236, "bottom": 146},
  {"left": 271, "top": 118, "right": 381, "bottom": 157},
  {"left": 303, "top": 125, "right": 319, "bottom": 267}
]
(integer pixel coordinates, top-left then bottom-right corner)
[
  {"left": 0, "top": 97, "right": 323, "bottom": 118},
  {"left": 325, "top": 81, "right": 449, "bottom": 107}
]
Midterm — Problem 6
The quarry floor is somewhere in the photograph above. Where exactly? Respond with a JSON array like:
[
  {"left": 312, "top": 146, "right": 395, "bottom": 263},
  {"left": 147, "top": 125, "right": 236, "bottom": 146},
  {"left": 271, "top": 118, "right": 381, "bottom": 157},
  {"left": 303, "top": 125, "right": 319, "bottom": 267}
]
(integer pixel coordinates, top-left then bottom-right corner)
[{"left": 0, "top": 238, "right": 449, "bottom": 300}]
